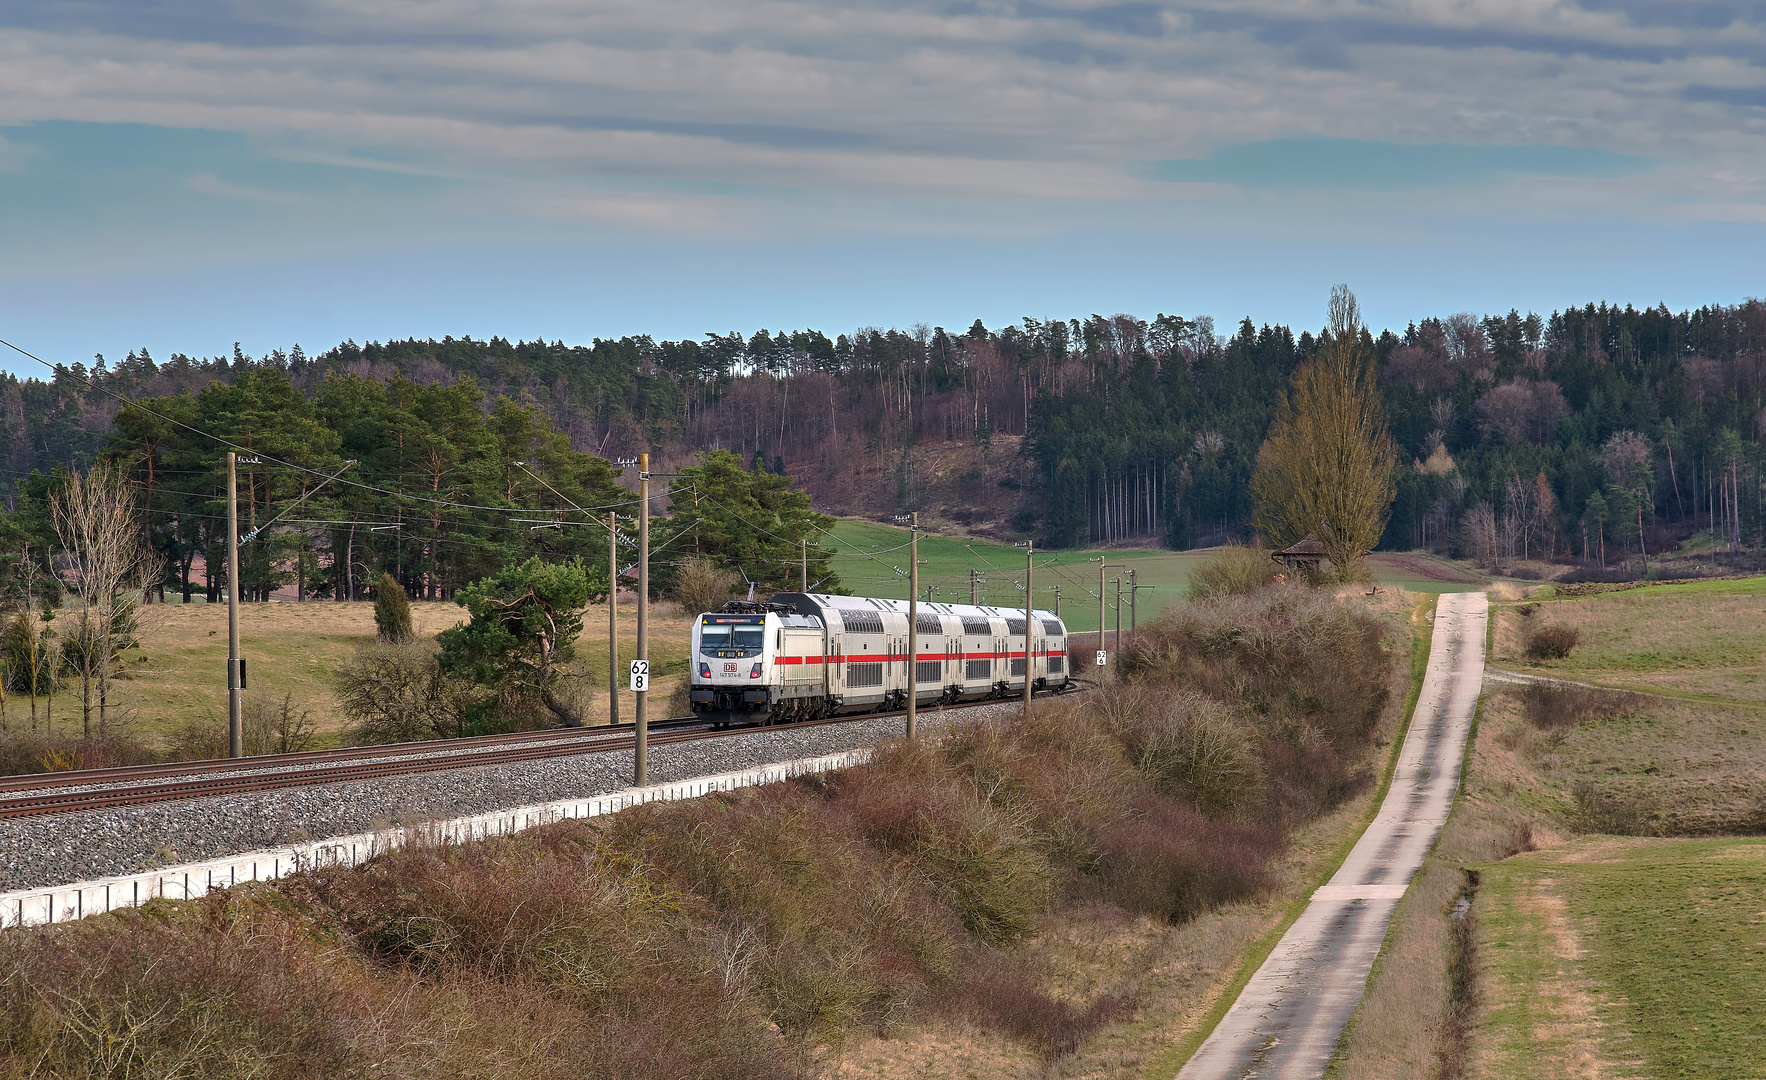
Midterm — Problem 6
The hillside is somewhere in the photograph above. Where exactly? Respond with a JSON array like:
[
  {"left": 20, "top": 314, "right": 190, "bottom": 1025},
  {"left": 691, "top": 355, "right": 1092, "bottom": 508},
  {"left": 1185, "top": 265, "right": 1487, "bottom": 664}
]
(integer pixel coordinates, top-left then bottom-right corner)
[{"left": 2, "top": 299, "right": 1760, "bottom": 573}]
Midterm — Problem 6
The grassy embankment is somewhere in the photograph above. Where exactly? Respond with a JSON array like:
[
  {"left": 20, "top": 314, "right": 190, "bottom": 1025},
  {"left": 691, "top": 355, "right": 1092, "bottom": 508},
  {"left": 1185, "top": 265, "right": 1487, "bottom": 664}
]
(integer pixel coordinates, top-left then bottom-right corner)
[
  {"left": 0, "top": 578, "right": 1424, "bottom": 1078},
  {"left": 1333, "top": 576, "right": 1766, "bottom": 1080}
]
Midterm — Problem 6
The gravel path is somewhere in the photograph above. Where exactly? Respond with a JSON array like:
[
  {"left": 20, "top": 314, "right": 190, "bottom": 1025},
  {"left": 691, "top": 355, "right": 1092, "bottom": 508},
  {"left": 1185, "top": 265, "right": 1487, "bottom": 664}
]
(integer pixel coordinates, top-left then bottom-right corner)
[{"left": 0, "top": 700, "right": 1032, "bottom": 893}]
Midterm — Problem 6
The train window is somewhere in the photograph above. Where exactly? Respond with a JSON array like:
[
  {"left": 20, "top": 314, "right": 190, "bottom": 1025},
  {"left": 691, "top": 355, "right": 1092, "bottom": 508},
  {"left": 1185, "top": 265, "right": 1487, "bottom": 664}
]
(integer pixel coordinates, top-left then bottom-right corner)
[
  {"left": 732, "top": 626, "right": 764, "bottom": 651},
  {"left": 961, "top": 616, "right": 992, "bottom": 636},
  {"left": 915, "top": 613, "right": 943, "bottom": 635},
  {"left": 846, "top": 662, "right": 884, "bottom": 687},
  {"left": 699, "top": 624, "right": 731, "bottom": 650},
  {"left": 1006, "top": 618, "right": 1027, "bottom": 636},
  {"left": 839, "top": 610, "right": 885, "bottom": 634},
  {"left": 1048, "top": 656, "right": 1064, "bottom": 673},
  {"left": 1041, "top": 620, "right": 1063, "bottom": 636},
  {"left": 965, "top": 659, "right": 991, "bottom": 680}
]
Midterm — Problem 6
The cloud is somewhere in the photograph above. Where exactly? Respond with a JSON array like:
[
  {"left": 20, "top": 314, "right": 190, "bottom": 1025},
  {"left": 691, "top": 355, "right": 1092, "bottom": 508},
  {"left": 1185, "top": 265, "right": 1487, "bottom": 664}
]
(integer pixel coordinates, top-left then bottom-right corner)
[
  {"left": 533, "top": 190, "right": 742, "bottom": 231},
  {"left": 0, "top": 0, "right": 1757, "bottom": 222},
  {"left": 183, "top": 171, "right": 305, "bottom": 204},
  {"left": 1152, "top": 139, "right": 1650, "bottom": 189}
]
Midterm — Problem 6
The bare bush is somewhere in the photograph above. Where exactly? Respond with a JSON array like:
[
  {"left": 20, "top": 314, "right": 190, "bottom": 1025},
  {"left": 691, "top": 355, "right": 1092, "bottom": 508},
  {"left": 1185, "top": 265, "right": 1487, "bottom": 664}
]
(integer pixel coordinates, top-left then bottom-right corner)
[
  {"left": 51, "top": 464, "right": 160, "bottom": 735},
  {"left": 243, "top": 692, "right": 318, "bottom": 755},
  {"left": 1115, "top": 691, "right": 1261, "bottom": 817},
  {"left": 1514, "top": 684, "right": 1640, "bottom": 730},
  {"left": 1525, "top": 624, "right": 1580, "bottom": 660},
  {"left": 1187, "top": 543, "right": 1281, "bottom": 599},
  {"left": 674, "top": 556, "right": 739, "bottom": 616},
  {"left": 335, "top": 641, "right": 475, "bottom": 744}
]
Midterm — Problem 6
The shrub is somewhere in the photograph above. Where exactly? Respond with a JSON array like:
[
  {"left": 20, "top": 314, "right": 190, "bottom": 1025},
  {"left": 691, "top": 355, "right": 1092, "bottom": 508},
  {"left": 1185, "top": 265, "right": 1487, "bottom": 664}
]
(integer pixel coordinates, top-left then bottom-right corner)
[
  {"left": 674, "top": 556, "right": 738, "bottom": 616},
  {"left": 244, "top": 692, "right": 318, "bottom": 755},
  {"left": 1092, "top": 797, "right": 1281, "bottom": 923},
  {"left": 1514, "top": 684, "right": 1640, "bottom": 730},
  {"left": 335, "top": 640, "right": 476, "bottom": 743},
  {"left": 1525, "top": 623, "right": 1579, "bottom": 660},
  {"left": 372, "top": 572, "right": 414, "bottom": 644},
  {"left": 1572, "top": 779, "right": 1660, "bottom": 836},
  {"left": 1188, "top": 543, "right": 1281, "bottom": 599},
  {"left": 944, "top": 951, "right": 1138, "bottom": 1059},
  {"left": 1114, "top": 691, "right": 1261, "bottom": 818},
  {"left": 0, "top": 731, "right": 151, "bottom": 775},
  {"left": 163, "top": 717, "right": 228, "bottom": 762},
  {"left": 1, "top": 609, "right": 60, "bottom": 694}
]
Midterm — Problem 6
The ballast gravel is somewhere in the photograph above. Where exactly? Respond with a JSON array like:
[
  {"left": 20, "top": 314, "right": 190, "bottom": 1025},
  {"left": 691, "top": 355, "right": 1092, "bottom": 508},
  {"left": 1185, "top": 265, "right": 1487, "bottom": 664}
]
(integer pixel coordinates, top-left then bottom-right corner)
[{"left": 0, "top": 700, "right": 1032, "bottom": 894}]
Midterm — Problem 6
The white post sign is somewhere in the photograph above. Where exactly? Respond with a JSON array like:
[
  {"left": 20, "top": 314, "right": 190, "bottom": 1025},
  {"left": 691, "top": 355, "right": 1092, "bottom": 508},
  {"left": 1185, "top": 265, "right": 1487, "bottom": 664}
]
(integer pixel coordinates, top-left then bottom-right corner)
[
  {"left": 1095, "top": 650, "right": 1107, "bottom": 667},
  {"left": 629, "top": 659, "right": 650, "bottom": 692}
]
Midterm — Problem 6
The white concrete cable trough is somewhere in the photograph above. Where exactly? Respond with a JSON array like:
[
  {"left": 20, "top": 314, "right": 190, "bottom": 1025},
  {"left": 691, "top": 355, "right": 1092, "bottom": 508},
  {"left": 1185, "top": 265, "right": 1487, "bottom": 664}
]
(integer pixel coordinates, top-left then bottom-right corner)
[
  {"left": 1, "top": 747, "right": 871, "bottom": 930},
  {"left": 1175, "top": 590, "right": 1488, "bottom": 1080}
]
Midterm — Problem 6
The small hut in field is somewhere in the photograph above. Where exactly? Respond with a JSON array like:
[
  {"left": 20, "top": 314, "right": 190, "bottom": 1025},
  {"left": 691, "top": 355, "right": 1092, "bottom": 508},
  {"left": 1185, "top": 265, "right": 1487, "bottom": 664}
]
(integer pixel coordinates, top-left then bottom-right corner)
[{"left": 1271, "top": 534, "right": 1328, "bottom": 578}]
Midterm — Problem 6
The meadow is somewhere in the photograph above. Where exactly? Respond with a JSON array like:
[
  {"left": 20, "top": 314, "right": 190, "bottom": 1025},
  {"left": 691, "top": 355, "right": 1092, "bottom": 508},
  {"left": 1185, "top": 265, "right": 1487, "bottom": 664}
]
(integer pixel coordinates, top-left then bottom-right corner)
[
  {"left": 1491, "top": 576, "right": 1766, "bottom": 705},
  {"left": 1475, "top": 837, "right": 1766, "bottom": 1079},
  {"left": 824, "top": 519, "right": 1484, "bottom": 635}
]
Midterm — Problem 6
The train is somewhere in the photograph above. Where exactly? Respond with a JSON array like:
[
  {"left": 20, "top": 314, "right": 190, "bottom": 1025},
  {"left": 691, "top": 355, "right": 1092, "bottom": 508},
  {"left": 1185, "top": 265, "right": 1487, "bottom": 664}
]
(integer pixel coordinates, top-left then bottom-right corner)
[{"left": 687, "top": 592, "right": 1073, "bottom": 726}]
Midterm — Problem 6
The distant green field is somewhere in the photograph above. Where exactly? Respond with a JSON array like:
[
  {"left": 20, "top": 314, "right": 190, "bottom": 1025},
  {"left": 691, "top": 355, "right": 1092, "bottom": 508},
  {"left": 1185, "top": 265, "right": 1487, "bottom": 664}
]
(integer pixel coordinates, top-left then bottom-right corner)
[
  {"left": 820, "top": 521, "right": 1483, "bottom": 634},
  {"left": 821, "top": 519, "right": 1205, "bottom": 634}
]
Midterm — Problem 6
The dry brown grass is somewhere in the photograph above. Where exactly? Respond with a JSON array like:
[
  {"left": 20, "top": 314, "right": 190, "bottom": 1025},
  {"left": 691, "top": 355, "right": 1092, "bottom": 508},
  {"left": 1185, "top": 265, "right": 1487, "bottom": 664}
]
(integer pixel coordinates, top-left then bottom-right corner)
[{"left": 0, "top": 597, "right": 699, "bottom": 755}]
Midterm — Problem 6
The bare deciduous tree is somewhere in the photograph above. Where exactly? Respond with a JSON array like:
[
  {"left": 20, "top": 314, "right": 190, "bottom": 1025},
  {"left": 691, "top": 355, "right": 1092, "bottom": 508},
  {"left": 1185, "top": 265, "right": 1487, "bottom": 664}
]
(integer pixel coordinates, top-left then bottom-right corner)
[
  {"left": 51, "top": 464, "right": 159, "bottom": 735},
  {"left": 1462, "top": 503, "right": 1498, "bottom": 571},
  {"left": 1251, "top": 285, "right": 1398, "bottom": 582}
]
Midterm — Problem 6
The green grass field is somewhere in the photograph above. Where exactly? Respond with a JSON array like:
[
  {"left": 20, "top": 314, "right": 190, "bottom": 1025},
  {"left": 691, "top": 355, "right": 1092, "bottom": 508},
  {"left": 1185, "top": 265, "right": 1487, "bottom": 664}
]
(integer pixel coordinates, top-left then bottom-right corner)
[
  {"left": 822, "top": 519, "right": 1210, "bottom": 634},
  {"left": 1495, "top": 576, "right": 1766, "bottom": 705},
  {"left": 823, "top": 520, "right": 1483, "bottom": 634},
  {"left": 1477, "top": 838, "right": 1766, "bottom": 1079}
]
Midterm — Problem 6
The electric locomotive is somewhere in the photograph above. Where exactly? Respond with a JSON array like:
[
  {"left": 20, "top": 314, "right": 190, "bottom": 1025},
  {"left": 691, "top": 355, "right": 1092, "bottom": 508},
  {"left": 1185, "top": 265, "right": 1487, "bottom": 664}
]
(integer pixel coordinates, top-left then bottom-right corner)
[{"left": 687, "top": 592, "right": 1070, "bottom": 726}]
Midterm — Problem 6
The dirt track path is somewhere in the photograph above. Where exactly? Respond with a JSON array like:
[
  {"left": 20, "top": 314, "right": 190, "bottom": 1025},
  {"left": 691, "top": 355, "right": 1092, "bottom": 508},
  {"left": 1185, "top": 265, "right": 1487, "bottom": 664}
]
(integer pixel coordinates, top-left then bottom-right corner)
[{"left": 1175, "top": 591, "right": 1488, "bottom": 1080}]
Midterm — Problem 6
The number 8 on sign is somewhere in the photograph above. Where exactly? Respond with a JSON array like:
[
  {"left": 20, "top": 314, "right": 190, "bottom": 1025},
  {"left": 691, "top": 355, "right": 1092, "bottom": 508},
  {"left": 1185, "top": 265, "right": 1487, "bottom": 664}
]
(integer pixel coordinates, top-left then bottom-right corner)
[
  {"left": 1095, "top": 650, "right": 1107, "bottom": 667},
  {"left": 629, "top": 659, "right": 649, "bottom": 692}
]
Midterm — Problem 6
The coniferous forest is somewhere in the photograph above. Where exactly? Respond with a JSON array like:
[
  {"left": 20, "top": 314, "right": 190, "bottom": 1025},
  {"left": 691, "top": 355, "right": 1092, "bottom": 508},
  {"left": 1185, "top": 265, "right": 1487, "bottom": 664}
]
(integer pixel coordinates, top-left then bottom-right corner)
[{"left": 0, "top": 297, "right": 1762, "bottom": 603}]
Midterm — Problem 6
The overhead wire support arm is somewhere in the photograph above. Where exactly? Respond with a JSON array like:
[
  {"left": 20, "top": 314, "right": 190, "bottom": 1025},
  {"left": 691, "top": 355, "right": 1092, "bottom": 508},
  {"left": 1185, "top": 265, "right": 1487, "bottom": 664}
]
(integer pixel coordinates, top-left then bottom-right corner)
[{"left": 239, "top": 460, "right": 358, "bottom": 545}]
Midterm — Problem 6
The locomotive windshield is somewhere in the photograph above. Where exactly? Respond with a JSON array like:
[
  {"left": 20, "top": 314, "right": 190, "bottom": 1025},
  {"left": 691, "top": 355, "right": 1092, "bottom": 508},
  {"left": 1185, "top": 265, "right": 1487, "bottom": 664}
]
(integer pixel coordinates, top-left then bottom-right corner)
[{"left": 699, "top": 618, "right": 765, "bottom": 657}]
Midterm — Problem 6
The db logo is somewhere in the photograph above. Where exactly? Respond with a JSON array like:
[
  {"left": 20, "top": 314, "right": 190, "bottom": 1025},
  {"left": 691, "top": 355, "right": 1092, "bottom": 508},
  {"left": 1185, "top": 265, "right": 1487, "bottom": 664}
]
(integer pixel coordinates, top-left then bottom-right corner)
[{"left": 723, "top": 662, "right": 738, "bottom": 674}]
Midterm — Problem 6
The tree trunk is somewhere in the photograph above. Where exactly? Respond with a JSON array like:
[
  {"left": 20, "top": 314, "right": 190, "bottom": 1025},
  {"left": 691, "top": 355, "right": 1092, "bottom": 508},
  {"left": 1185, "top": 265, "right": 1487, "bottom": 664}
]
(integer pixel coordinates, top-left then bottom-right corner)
[{"left": 541, "top": 687, "right": 585, "bottom": 727}]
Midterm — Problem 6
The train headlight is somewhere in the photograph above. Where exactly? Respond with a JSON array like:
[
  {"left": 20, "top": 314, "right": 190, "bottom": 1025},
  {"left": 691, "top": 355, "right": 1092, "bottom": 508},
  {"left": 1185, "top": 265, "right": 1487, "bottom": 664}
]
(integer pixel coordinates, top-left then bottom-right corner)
[
  {"left": 698, "top": 662, "right": 711, "bottom": 679},
  {"left": 750, "top": 662, "right": 764, "bottom": 679}
]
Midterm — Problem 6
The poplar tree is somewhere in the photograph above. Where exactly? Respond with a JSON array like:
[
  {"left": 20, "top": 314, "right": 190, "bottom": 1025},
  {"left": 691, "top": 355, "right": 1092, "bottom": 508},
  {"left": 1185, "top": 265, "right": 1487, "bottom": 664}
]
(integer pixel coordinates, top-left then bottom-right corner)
[{"left": 1251, "top": 286, "right": 1397, "bottom": 581}]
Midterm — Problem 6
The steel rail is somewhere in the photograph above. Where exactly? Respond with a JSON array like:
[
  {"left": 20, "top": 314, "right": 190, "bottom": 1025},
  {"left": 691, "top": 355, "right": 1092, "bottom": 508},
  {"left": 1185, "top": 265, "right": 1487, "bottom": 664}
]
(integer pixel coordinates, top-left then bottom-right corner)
[
  {"left": 0, "top": 685, "right": 1084, "bottom": 822},
  {"left": 0, "top": 716, "right": 712, "bottom": 794}
]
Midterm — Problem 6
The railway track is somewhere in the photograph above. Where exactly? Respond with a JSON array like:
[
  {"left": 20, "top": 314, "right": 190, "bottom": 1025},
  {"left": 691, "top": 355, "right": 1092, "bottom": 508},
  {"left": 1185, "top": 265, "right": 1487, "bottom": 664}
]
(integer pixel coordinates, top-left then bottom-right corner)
[{"left": 0, "top": 686, "right": 1085, "bottom": 821}]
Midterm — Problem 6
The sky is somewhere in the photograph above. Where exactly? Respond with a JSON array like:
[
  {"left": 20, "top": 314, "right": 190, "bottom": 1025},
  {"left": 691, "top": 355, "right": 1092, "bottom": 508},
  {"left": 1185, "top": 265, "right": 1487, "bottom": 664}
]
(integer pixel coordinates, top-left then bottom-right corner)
[{"left": 3, "top": 0, "right": 1765, "bottom": 372}]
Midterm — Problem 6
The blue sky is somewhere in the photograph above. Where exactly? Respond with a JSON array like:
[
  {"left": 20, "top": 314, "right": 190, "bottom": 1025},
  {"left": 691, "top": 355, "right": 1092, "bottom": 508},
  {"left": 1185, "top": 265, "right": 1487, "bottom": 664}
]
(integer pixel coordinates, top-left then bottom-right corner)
[{"left": 3, "top": 1, "right": 1765, "bottom": 369}]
